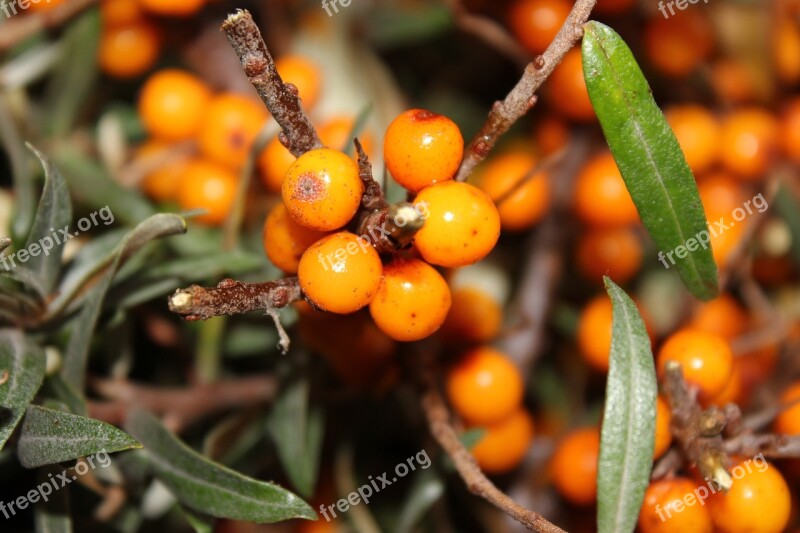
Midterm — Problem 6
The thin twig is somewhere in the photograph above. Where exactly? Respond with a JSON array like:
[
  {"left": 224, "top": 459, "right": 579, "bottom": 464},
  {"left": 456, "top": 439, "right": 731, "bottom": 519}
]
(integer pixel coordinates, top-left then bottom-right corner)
[
  {"left": 221, "top": 10, "right": 321, "bottom": 157},
  {"left": 168, "top": 277, "right": 302, "bottom": 321},
  {"left": 0, "top": 0, "right": 98, "bottom": 52},
  {"left": 444, "top": 0, "right": 529, "bottom": 67},
  {"left": 723, "top": 433, "right": 800, "bottom": 459}
]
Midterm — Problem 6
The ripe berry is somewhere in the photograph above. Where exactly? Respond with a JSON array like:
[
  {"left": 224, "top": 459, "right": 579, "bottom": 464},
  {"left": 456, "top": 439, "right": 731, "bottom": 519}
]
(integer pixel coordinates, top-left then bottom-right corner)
[
  {"left": 574, "top": 151, "right": 638, "bottom": 226},
  {"left": 98, "top": 21, "right": 161, "bottom": 79},
  {"left": 281, "top": 148, "right": 363, "bottom": 231},
  {"left": 139, "top": 0, "right": 205, "bottom": 16},
  {"left": 275, "top": 55, "right": 322, "bottom": 110},
  {"left": 413, "top": 181, "right": 501, "bottom": 268},
  {"left": 546, "top": 48, "right": 595, "bottom": 121},
  {"left": 707, "top": 458, "right": 791, "bottom": 533},
  {"left": 780, "top": 97, "right": 800, "bottom": 162},
  {"left": 198, "top": 93, "right": 269, "bottom": 169},
  {"left": 657, "top": 328, "right": 734, "bottom": 401},
  {"left": 138, "top": 69, "right": 211, "bottom": 142},
  {"left": 28, "top": 0, "right": 65, "bottom": 12},
  {"left": 507, "top": 0, "right": 571, "bottom": 55},
  {"left": 446, "top": 347, "right": 524, "bottom": 425},
  {"left": 470, "top": 408, "right": 535, "bottom": 474},
  {"left": 704, "top": 360, "right": 743, "bottom": 408},
  {"left": 711, "top": 59, "right": 759, "bottom": 105},
  {"left": 441, "top": 286, "right": 503, "bottom": 344},
  {"left": 533, "top": 114, "right": 570, "bottom": 156},
  {"left": 665, "top": 105, "right": 720, "bottom": 174},
  {"left": 638, "top": 477, "right": 713, "bottom": 533},
  {"left": 100, "top": 0, "right": 143, "bottom": 25},
  {"left": 136, "top": 140, "right": 189, "bottom": 202},
  {"left": 369, "top": 259, "right": 451, "bottom": 342},
  {"left": 719, "top": 108, "right": 779, "bottom": 180},
  {"left": 383, "top": 109, "right": 464, "bottom": 192},
  {"left": 653, "top": 396, "right": 672, "bottom": 459},
  {"left": 643, "top": 11, "right": 714, "bottom": 77},
  {"left": 550, "top": 427, "right": 600, "bottom": 506},
  {"left": 689, "top": 294, "right": 748, "bottom": 341},
  {"left": 262, "top": 203, "right": 329, "bottom": 274},
  {"left": 176, "top": 159, "right": 238, "bottom": 225},
  {"left": 257, "top": 136, "right": 295, "bottom": 193},
  {"left": 576, "top": 226, "right": 642, "bottom": 284},
  {"left": 773, "top": 19, "right": 800, "bottom": 85},
  {"left": 774, "top": 381, "right": 800, "bottom": 436},
  {"left": 298, "top": 232, "right": 382, "bottom": 314},
  {"left": 477, "top": 150, "right": 551, "bottom": 232}
]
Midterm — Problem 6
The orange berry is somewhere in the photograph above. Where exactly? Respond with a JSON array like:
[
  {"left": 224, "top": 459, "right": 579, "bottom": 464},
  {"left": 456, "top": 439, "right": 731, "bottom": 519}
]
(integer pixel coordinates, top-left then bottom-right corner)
[
  {"left": 696, "top": 172, "right": 749, "bottom": 215},
  {"left": 665, "top": 105, "right": 720, "bottom": 174},
  {"left": 318, "top": 116, "right": 375, "bottom": 158},
  {"left": 262, "top": 203, "right": 329, "bottom": 274},
  {"left": 477, "top": 150, "right": 551, "bottom": 231},
  {"left": 441, "top": 287, "right": 503, "bottom": 344},
  {"left": 139, "top": 0, "right": 205, "bottom": 16},
  {"left": 470, "top": 408, "right": 535, "bottom": 474},
  {"left": 593, "top": 0, "right": 635, "bottom": 14},
  {"left": 28, "top": 0, "right": 66, "bottom": 12},
  {"left": 446, "top": 347, "right": 524, "bottom": 425},
  {"left": 533, "top": 114, "right": 570, "bottom": 156},
  {"left": 298, "top": 232, "right": 382, "bottom": 314},
  {"left": 689, "top": 294, "right": 748, "bottom": 340},
  {"left": 257, "top": 136, "right": 296, "bottom": 193},
  {"left": 136, "top": 140, "right": 189, "bottom": 202},
  {"left": 550, "top": 427, "right": 600, "bottom": 506},
  {"left": 546, "top": 48, "right": 595, "bottom": 121},
  {"left": 719, "top": 108, "right": 779, "bottom": 180},
  {"left": 653, "top": 396, "right": 672, "bottom": 459},
  {"left": 773, "top": 18, "right": 800, "bottom": 85},
  {"left": 413, "top": 181, "right": 500, "bottom": 268},
  {"left": 774, "top": 382, "right": 800, "bottom": 436},
  {"left": 384, "top": 109, "right": 464, "bottom": 192},
  {"left": 638, "top": 477, "right": 713, "bottom": 533},
  {"left": 780, "top": 97, "right": 800, "bottom": 162},
  {"left": 707, "top": 459, "right": 791, "bottom": 533},
  {"left": 574, "top": 151, "right": 639, "bottom": 226},
  {"left": 576, "top": 226, "right": 642, "bottom": 284},
  {"left": 369, "top": 259, "right": 451, "bottom": 341},
  {"left": 281, "top": 148, "right": 363, "bottom": 232},
  {"left": 198, "top": 93, "right": 269, "bottom": 169},
  {"left": 710, "top": 59, "right": 759, "bottom": 105},
  {"left": 643, "top": 11, "right": 713, "bottom": 77},
  {"left": 275, "top": 55, "right": 322, "bottom": 110},
  {"left": 176, "top": 159, "right": 238, "bottom": 225},
  {"left": 507, "top": 0, "right": 571, "bottom": 55},
  {"left": 100, "top": 0, "right": 143, "bottom": 25},
  {"left": 138, "top": 69, "right": 211, "bottom": 142},
  {"left": 703, "top": 359, "right": 743, "bottom": 408},
  {"left": 98, "top": 21, "right": 161, "bottom": 79},
  {"left": 657, "top": 328, "right": 733, "bottom": 401}
]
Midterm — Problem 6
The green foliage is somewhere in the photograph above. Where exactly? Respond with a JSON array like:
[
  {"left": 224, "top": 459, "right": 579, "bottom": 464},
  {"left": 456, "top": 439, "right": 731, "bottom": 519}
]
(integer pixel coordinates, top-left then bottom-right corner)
[{"left": 0, "top": 329, "right": 46, "bottom": 450}]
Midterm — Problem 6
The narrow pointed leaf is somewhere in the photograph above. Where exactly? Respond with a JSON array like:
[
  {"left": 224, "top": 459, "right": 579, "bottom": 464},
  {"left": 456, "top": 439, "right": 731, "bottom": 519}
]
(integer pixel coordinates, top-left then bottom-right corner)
[
  {"left": 582, "top": 22, "right": 718, "bottom": 300},
  {"left": 18, "top": 405, "right": 141, "bottom": 468},
  {"left": 597, "top": 277, "right": 657, "bottom": 533},
  {"left": 126, "top": 409, "right": 316, "bottom": 523},
  {"left": 0, "top": 330, "right": 46, "bottom": 450}
]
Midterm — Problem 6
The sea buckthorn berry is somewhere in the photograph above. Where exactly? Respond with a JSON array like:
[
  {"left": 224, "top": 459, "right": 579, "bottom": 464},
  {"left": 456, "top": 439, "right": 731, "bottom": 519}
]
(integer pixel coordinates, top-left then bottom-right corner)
[
  {"left": 576, "top": 226, "right": 642, "bottom": 284},
  {"left": 176, "top": 159, "right": 238, "bottom": 225},
  {"left": 198, "top": 93, "right": 269, "bottom": 169},
  {"left": 138, "top": 69, "right": 211, "bottom": 142},
  {"left": 594, "top": 0, "right": 635, "bottom": 14},
  {"left": 257, "top": 136, "right": 295, "bottom": 193},
  {"left": 550, "top": 427, "right": 600, "bottom": 506},
  {"left": 476, "top": 150, "right": 551, "bottom": 232},
  {"left": 413, "top": 181, "right": 500, "bottom": 268},
  {"left": 773, "top": 19, "right": 800, "bottom": 85},
  {"left": 282, "top": 148, "right": 363, "bottom": 232},
  {"left": 774, "top": 381, "right": 800, "bottom": 436},
  {"left": 446, "top": 346, "right": 524, "bottom": 425},
  {"left": 441, "top": 287, "right": 503, "bottom": 344},
  {"left": 780, "top": 97, "right": 800, "bottom": 162},
  {"left": 719, "top": 108, "right": 779, "bottom": 180},
  {"left": 470, "top": 408, "right": 535, "bottom": 474},
  {"left": 574, "top": 151, "right": 638, "bottom": 226},
  {"left": 275, "top": 55, "right": 322, "bottom": 110},
  {"left": 100, "top": 0, "right": 143, "bottom": 25},
  {"left": 689, "top": 294, "right": 748, "bottom": 340},
  {"left": 665, "top": 105, "right": 720, "bottom": 174},
  {"left": 653, "top": 396, "right": 672, "bottom": 459},
  {"left": 298, "top": 232, "right": 382, "bottom": 314},
  {"left": 704, "top": 359, "right": 743, "bottom": 408},
  {"left": 262, "top": 203, "right": 329, "bottom": 274},
  {"left": 533, "top": 114, "right": 570, "bottom": 156},
  {"left": 578, "top": 295, "right": 653, "bottom": 373},
  {"left": 28, "top": 0, "right": 66, "bottom": 12},
  {"left": 546, "top": 48, "right": 595, "bottom": 122},
  {"left": 136, "top": 140, "right": 189, "bottom": 202},
  {"left": 707, "top": 458, "right": 791, "bottom": 533},
  {"left": 139, "top": 0, "right": 205, "bottom": 16},
  {"left": 711, "top": 59, "right": 759, "bottom": 105},
  {"left": 638, "top": 477, "right": 713, "bottom": 533},
  {"left": 369, "top": 259, "right": 451, "bottom": 342},
  {"left": 696, "top": 172, "right": 748, "bottom": 215},
  {"left": 318, "top": 116, "right": 375, "bottom": 158},
  {"left": 657, "top": 328, "right": 734, "bottom": 401},
  {"left": 507, "top": 0, "right": 570, "bottom": 55},
  {"left": 643, "top": 11, "right": 714, "bottom": 77},
  {"left": 383, "top": 109, "right": 464, "bottom": 192},
  {"left": 98, "top": 21, "right": 161, "bottom": 79}
]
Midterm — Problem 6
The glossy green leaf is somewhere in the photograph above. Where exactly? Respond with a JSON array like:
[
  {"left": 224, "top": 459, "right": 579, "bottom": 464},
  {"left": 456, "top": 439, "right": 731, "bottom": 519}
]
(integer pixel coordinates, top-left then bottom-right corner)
[
  {"left": 0, "top": 330, "right": 46, "bottom": 450},
  {"left": 126, "top": 409, "right": 316, "bottom": 523},
  {"left": 582, "top": 21, "right": 718, "bottom": 300},
  {"left": 18, "top": 405, "right": 141, "bottom": 468},
  {"left": 597, "top": 277, "right": 657, "bottom": 533},
  {"left": 34, "top": 466, "right": 72, "bottom": 533}
]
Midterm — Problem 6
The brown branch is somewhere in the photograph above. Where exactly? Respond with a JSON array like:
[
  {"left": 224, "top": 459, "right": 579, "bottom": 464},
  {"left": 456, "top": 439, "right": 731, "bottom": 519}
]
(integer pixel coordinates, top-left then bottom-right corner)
[
  {"left": 455, "top": 0, "right": 598, "bottom": 181},
  {"left": 221, "top": 10, "right": 321, "bottom": 157},
  {"left": 723, "top": 433, "right": 800, "bottom": 459},
  {"left": 444, "top": 0, "right": 529, "bottom": 67},
  {"left": 168, "top": 277, "right": 302, "bottom": 321},
  {"left": 355, "top": 138, "right": 387, "bottom": 212},
  {"left": 417, "top": 365, "right": 566, "bottom": 533},
  {"left": 0, "top": 0, "right": 98, "bottom": 52}
]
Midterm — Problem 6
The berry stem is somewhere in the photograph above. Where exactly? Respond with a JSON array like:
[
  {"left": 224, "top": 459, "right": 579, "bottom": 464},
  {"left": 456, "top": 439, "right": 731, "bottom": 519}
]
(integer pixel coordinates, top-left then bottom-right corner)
[
  {"left": 454, "top": 0, "right": 598, "bottom": 182},
  {"left": 221, "top": 10, "right": 322, "bottom": 157},
  {"left": 168, "top": 277, "right": 302, "bottom": 321}
]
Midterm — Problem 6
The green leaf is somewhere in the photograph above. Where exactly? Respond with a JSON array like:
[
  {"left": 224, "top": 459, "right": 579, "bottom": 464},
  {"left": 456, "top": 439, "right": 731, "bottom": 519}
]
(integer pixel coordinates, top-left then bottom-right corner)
[
  {"left": 16, "top": 145, "right": 73, "bottom": 296},
  {"left": 126, "top": 409, "right": 316, "bottom": 523},
  {"left": 266, "top": 379, "right": 325, "bottom": 498},
  {"left": 0, "top": 329, "right": 46, "bottom": 451},
  {"left": 34, "top": 466, "right": 72, "bottom": 533},
  {"left": 459, "top": 428, "right": 486, "bottom": 451},
  {"left": 40, "top": 374, "right": 88, "bottom": 416},
  {"left": 395, "top": 469, "right": 444, "bottom": 533},
  {"left": 597, "top": 277, "right": 657, "bottom": 533},
  {"left": 775, "top": 184, "right": 800, "bottom": 265},
  {"left": 582, "top": 21, "right": 718, "bottom": 301},
  {"left": 0, "top": 99, "right": 35, "bottom": 246},
  {"left": 61, "top": 214, "right": 186, "bottom": 390},
  {"left": 18, "top": 405, "right": 141, "bottom": 468}
]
